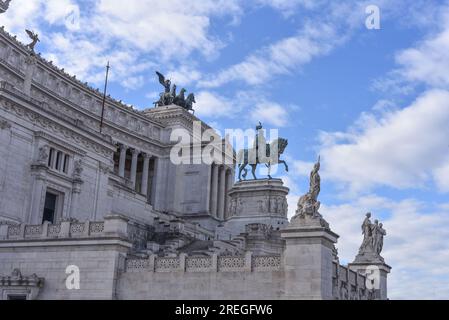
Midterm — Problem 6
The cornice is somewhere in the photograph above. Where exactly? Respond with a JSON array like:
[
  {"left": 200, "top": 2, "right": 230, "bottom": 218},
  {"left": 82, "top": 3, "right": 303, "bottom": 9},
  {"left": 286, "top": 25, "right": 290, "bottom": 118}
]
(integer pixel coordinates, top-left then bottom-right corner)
[
  {"left": 0, "top": 87, "right": 116, "bottom": 159},
  {"left": 0, "top": 28, "right": 165, "bottom": 127}
]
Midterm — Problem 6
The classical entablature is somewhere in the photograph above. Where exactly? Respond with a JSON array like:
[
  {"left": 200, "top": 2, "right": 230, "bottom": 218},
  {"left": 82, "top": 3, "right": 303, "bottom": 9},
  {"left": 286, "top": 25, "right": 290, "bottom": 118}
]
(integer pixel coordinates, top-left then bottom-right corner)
[
  {"left": 0, "top": 27, "right": 166, "bottom": 151},
  {"left": 0, "top": 85, "right": 116, "bottom": 159}
]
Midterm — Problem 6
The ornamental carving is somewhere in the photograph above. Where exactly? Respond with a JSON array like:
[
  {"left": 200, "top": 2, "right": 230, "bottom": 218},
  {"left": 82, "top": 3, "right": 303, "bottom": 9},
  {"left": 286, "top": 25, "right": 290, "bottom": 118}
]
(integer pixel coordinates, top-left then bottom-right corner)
[
  {"left": 155, "top": 258, "right": 180, "bottom": 272},
  {"left": 217, "top": 257, "right": 245, "bottom": 271},
  {"left": 126, "top": 259, "right": 148, "bottom": 271},
  {"left": 252, "top": 256, "right": 281, "bottom": 271},
  {"left": 89, "top": 222, "right": 104, "bottom": 234},
  {"left": 186, "top": 257, "right": 212, "bottom": 272},
  {"left": 0, "top": 98, "right": 114, "bottom": 158}
]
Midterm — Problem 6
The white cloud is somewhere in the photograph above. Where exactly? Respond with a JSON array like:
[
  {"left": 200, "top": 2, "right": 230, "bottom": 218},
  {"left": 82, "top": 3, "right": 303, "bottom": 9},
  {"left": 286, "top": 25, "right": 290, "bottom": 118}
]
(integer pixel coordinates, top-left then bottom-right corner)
[
  {"left": 320, "top": 90, "right": 449, "bottom": 194},
  {"left": 166, "top": 66, "right": 202, "bottom": 87},
  {"left": 255, "top": 0, "right": 322, "bottom": 17},
  {"left": 0, "top": 0, "right": 242, "bottom": 88},
  {"left": 194, "top": 91, "right": 234, "bottom": 118},
  {"left": 198, "top": 22, "right": 341, "bottom": 88},
  {"left": 395, "top": 9, "right": 449, "bottom": 89},
  {"left": 372, "top": 4, "right": 449, "bottom": 95},
  {"left": 322, "top": 196, "right": 449, "bottom": 299},
  {"left": 122, "top": 76, "right": 145, "bottom": 91},
  {"left": 252, "top": 102, "right": 288, "bottom": 127}
]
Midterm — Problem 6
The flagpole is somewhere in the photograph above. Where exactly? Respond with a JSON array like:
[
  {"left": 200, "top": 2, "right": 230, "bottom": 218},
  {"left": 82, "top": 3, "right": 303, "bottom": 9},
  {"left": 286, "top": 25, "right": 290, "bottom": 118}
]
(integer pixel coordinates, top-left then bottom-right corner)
[{"left": 99, "top": 61, "right": 110, "bottom": 134}]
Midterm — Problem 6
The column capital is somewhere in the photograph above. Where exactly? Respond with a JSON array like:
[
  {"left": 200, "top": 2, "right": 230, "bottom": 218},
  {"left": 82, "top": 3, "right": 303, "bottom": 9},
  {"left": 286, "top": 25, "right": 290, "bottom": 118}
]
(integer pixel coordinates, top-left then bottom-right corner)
[
  {"left": 118, "top": 143, "right": 128, "bottom": 151},
  {"left": 142, "top": 152, "right": 152, "bottom": 160},
  {"left": 130, "top": 148, "right": 140, "bottom": 156}
]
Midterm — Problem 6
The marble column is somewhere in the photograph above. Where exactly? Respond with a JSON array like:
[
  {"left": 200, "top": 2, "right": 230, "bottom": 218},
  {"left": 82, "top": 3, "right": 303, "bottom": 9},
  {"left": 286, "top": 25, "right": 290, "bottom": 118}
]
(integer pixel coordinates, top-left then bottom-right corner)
[
  {"left": 118, "top": 144, "right": 127, "bottom": 178},
  {"left": 210, "top": 164, "right": 218, "bottom": 218},
  {"left": 130, "top": 149, "right": 139, "bottom": 189},
  {"left": 141, "top": 153, "right": 151, "bottom": 199},
  {"left": 29, "top": 177, "right": 46, "bottom": 224},
  {"left": 218, "top": 166, "right": 226, "bottom": 220},
  {"left": 225, "top": 169, "right": 233, "bottom": 219},
  {"left": 70, "top": 184, "right": 82, "bottom": 219}
]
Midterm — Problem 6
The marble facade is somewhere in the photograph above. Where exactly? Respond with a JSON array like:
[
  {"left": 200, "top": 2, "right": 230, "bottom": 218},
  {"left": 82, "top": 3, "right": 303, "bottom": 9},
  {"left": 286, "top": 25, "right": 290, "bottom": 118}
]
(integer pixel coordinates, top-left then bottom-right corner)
[{"left": 0, "top": 26, "right": 390, "bottom": 300}]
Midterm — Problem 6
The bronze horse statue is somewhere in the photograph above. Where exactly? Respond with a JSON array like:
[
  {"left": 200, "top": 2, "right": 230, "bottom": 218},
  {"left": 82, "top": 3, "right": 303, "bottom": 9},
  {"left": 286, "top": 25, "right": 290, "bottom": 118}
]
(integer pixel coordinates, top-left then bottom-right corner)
[{"left": 237, "top": 137, "right": 289, "bottom": 181}]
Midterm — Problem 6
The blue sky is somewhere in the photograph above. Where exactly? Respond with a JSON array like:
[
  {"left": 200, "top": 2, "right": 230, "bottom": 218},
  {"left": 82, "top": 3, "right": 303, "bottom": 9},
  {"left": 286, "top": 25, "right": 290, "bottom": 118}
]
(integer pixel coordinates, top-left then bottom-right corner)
[{"left": 3, "top": 0, "right": 449, "bottom": 299}]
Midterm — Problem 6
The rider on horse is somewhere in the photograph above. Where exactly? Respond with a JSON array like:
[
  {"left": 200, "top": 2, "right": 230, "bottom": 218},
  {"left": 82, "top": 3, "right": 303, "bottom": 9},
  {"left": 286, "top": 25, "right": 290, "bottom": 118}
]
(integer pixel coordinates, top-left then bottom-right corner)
[{"left": 253, "top": 122, "right": 267, "bottom": 164}]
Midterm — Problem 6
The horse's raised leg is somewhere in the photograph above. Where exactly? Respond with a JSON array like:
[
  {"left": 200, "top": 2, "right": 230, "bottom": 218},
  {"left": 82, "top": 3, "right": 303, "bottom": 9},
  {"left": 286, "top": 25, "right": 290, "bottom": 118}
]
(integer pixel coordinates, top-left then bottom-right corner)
[
  {"left": 238, "top": 164, "right": 246, "bottom": 181},
  {"left": 251, "top": 164, "right": 257, "bottom": 180},
  {"left": 279, "top": 159, "right": 289, "bottom": 172}
]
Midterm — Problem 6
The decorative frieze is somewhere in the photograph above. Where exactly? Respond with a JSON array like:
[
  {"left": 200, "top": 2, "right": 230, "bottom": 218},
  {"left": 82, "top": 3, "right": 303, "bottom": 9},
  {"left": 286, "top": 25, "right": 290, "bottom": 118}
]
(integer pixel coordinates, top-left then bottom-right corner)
[
  {"left": 0, "top": 119, "right": 10, "bottom": 130},
  {"left": 0, "top": 95, "right": 115, "bottom": 159}
]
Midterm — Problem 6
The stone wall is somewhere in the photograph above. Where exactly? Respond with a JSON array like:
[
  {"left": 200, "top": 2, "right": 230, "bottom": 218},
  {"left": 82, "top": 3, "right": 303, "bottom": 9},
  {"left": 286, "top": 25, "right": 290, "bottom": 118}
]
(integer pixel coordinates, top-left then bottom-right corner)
[{"left": 0, "top": 218, "right": 132, "bottom": 300}]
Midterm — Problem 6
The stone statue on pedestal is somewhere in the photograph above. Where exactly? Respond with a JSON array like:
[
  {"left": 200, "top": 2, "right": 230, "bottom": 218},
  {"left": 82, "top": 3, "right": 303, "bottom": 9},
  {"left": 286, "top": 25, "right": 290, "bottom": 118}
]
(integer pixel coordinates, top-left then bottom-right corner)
[
  {"left": 290, "top": 157, "right": 329, "bottom": 228},
  {"left": 355, "top": 213, "right": 386, "bottom": 263},
  {"left": 237, "top": 122, "right": 289, "bottom": 180},
  {"left": 154, "top": 71, "right": 196, "bottom": 112},
  {"left": 25, "top": 29, "right": 40, "bottom": 51}
]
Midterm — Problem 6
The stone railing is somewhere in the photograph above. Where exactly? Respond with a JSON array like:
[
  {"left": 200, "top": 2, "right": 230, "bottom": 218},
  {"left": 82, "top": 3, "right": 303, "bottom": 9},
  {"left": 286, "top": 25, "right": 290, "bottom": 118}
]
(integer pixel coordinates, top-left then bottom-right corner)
[
  {"left": 125, "top": 252, "right": 282, "bottom": 274},
  {"left": 0, "top": 220, "right": 106, "bottom": 240},
  {"left": 332, "top": 262, "right": 369, "bottom": 300}
]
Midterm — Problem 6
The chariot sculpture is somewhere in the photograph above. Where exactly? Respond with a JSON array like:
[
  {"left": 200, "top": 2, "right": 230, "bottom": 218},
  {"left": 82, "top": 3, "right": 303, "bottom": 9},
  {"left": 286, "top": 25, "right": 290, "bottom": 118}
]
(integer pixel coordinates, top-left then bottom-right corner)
[{"left": 154, "top": 71, "right": 196, "bottom": 112}]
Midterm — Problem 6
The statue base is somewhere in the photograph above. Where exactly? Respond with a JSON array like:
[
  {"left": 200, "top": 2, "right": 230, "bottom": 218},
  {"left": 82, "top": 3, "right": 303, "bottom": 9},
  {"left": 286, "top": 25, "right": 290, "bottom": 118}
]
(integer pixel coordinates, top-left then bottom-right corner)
[
  {"left": 348, "top": 260, "right": 392, "bottom": 300},
  {"left": 224, "top": 179, "right": 289, "bottom": 237},
  {"left": 353, "top": 249, "right": 385, "bottom": 264},
  {"left": 290, "top": 212, "right": 330, "bottom": 229}
]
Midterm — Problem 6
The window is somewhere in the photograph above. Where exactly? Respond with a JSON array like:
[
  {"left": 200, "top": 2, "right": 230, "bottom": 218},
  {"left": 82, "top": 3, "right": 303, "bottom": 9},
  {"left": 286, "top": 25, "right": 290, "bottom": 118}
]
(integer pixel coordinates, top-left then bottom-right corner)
[
  {"left": 48, "top": 148, "right": 54, "bottom": 167},
  {"left": 55, "top": 151, "right": 62, "bottom": 170},
  {"left": 42, "top": 192, "right": 58, "bottom": 224},
  {"left": 63, "top": 155, "right": 69, "bottom": 173},
  {"left": 47, "top": 147, "right": 70, "bottom": 174}
]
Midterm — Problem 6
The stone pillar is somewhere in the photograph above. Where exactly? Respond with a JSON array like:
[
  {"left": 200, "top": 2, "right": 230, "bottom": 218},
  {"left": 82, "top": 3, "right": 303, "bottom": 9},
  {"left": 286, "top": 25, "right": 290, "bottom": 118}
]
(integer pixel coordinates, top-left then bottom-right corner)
[
  {"left": 218, "top": 166, "right": 226, "bottom": 220},
  {"left": 118, "top": 144, "right": 127, "bottom": 178},
  {"left": 104, "top": 214, "right": 129, "bottom": 238},
  {"left": 348, "top": 262, "right": 391, "bottom": 300},
  {"left": 224, "top": 179, "right": 289, "bottom": 237},
  {"left": 130, "top": 149, "right": 139, "bottom": 189},
  {"left": 225, "top": 169, "right": 233, "bottom": 219},
  {"left": 141, "top": 153, "right": 151, "bottom": 199},
  {"left": 29, "top": 159, "right": 48, "bottom": 224},
  {"left": 281, "top": 223, "right": 339, "bottom": 300},
  {"left": 152, "top": 157, "right": 166, "bottom": 211},
  {"left": 210, "top": 164, "right": 218, "bottom": 218},
  {"left": 23, "top": 54, "right": 36, "bottom": 96},
  {"left": 69, "top": 181, "right": 82, "bottom": 219}
]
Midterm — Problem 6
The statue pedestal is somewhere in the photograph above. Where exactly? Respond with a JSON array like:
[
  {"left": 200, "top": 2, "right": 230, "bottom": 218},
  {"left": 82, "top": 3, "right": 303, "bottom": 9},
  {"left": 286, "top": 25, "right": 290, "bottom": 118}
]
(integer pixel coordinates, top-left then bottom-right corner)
[
  {"left": 224, "top": 179, "right": 289, "bottom": 237},
  {"left": 281, "top": 223, "right": 339, "bottom": 299},
  {"left": 348, "top": 261, "right": 391, "bottom": 300}
]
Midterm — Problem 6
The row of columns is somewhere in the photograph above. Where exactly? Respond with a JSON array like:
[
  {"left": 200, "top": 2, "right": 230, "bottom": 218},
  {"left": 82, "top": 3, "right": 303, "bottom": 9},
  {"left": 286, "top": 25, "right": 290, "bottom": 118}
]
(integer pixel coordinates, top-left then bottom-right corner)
[
  {"left": 117, "top": 144, "right": 152, "bottom": 197},
  {"left": 210, "top": 164, "right": 234, "bottom": 221}
]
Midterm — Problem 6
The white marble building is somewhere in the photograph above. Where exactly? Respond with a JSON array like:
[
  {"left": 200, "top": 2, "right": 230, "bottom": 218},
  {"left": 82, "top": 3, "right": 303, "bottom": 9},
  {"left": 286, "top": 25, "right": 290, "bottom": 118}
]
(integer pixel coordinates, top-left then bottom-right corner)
[{"left": 0, "top": 26, "right": 390, "bottom": 300}]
